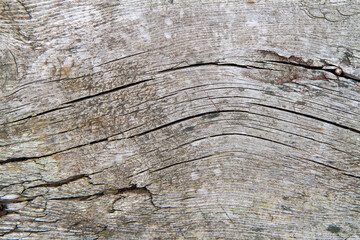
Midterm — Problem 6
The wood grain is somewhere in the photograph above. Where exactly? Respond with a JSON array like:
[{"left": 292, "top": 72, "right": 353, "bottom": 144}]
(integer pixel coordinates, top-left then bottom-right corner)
[{"left": 0, "top": 0, "right": 359, "bottom": 239}]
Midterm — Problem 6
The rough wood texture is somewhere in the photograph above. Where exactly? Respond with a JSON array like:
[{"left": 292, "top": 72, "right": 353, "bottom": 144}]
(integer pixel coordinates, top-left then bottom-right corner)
[{"left": 1, "top": 0, "right": 359, "bottom": 239}]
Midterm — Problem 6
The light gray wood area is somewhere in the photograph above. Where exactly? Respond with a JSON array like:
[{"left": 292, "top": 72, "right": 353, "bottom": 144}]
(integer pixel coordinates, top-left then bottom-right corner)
[{"left": 0, "top": 0, "right": 359, "bottom": 239}]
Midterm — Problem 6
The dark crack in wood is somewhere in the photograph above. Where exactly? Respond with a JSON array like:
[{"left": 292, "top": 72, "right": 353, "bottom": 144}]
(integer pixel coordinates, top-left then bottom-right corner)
[
  {"left": 48, "top": 184, "right": 162, "bottom": 209},
  {"left": 62, "top": 78, "right": 154, "bottom": 105},
  {"left": 28, "top": 174, "right": 90, "bottom": 189},
  {"left": 126, "top": 110, "right": 247, "bottom": 139},
  {"left": 2, "top": 105, "right": 72, "bottom": 125},
  {"left": 1, "top": 137, "right": 109, "bottom": 165},
  {"left": 158, "top": 61, "right": 275, "bottom": 74},
  {"left": 254, "top": 103, "right": 360, "bottom": 134}
]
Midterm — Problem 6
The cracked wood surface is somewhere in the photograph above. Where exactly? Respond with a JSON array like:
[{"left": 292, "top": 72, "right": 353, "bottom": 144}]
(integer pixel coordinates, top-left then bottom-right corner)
[{"left": 0, "top": 0, "right": 360, "bottom": 239}]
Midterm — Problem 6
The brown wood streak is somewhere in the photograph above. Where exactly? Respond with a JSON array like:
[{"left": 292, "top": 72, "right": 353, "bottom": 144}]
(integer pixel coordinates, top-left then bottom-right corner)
[{"left": 0, "top": 0, "right": 359, "bottom": 239}]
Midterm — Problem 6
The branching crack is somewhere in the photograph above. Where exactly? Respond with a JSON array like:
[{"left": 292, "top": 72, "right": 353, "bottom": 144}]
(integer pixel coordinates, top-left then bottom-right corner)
[
  {"left": 110, "top": 184, "right": 162, "bottom": 211},
  {"left": 0, "top": 196, "right": 37, "bottom": 217},
  {"left": 48, "top": 184, "right": 162, "bottom": 209}
]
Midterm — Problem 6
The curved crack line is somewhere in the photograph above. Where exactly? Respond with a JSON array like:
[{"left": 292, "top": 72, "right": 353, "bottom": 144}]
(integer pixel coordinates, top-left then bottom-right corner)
[
  {"left": 2, "top": 78, "right": 154, "bottom": 125},
  {"left": 95, "top": 51, "right": 148, "bottom": 67},
  {"left": 1, "top": 105, "right": 72, "bottom": 125},
  {"left": 154, "top": 84, "right": 259, "bottom": 102},
  {"left": 250, "top": 120, "right": 358, "bottom": 156},
  {"left": 158, "top": 61, "right": 274, "bottom": 74},
  {"left": 0, "top": 126, "right": 80, "bottom": 147},
  {"left": 27, "top": 174, "right": 89, "bottom": 189},
  {"left": 149, "top": 131, "right": 359, "bottom": 179},
  {"left": 301, "top": 8, "right": 340, "bottom": 23},
  {"left": 61, "top": 78, "right": 154, "bottom": 105},
  {"left": 47, "top": 184, "right": 162, "bottom": 208},
  {"left": 132, "top": 111, "right": 358, "bottom": 160},
  {"left": 124, "top": 110, "right": 247, "bottom": 139},
  {"left": 129, "top": 149, "right": 274, "bottom": 179},
  {"left": 253, "top": 103, "right": 360, "bottom": 134},
  {"left": 290, "top": 155, "right": 360, "bottom": 180},
  {"left": 195, "top": 133, "right": 297, "bottom": 149},
  {"left": 267, "top": 59, "right": 360, "bottom": 83},
  {"left": 1, "top": 137, "right": 109, "bottom": 165},
  {"left": 159, "top": 58, "right": 359, "bottom": 83},
  {"left": 151, "top": 133, "right": 297, "bottom": 173},
  {"left": 151, "top": 154, "right": 215, "bottom": 173},
  {"left": 296, "top": 96, "right": 360, "bottom": 119},
  {"left": 0, "top": 196, "right": 37, "bottom": 204}
]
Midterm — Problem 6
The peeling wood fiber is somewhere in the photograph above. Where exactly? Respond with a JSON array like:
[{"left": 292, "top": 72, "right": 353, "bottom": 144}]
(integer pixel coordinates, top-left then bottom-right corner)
[{"left": 0, "top": 0, "right": 360, "bottom": 239}]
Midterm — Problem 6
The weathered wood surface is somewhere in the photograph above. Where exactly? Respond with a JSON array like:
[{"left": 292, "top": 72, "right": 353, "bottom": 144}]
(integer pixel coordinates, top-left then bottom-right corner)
[{"left": 0, "top": 0, "right": 359, "bottom": 239}]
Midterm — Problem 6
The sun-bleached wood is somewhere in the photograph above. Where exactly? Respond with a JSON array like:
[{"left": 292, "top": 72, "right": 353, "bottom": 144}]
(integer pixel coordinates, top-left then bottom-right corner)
[{"left": 0, "top": 0, "right": 359, "bottom": 239}]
